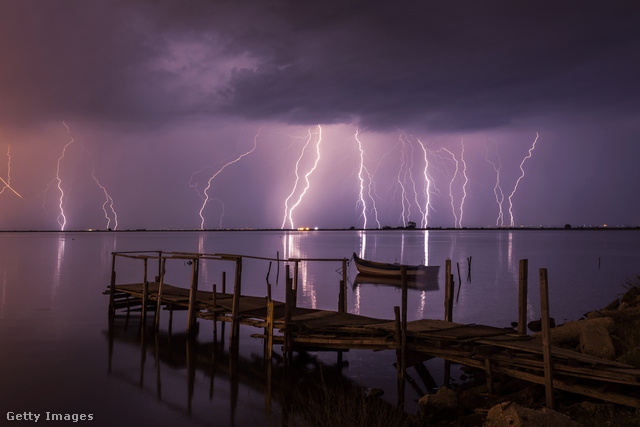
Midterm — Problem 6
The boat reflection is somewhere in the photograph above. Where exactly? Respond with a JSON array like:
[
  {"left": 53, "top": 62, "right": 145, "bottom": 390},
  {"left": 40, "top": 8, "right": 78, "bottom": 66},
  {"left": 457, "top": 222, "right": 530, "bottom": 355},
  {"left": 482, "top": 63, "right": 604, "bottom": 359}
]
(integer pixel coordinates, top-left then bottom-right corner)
[{"left": 353, "top": 272, "right": 439, "bottom": 292}]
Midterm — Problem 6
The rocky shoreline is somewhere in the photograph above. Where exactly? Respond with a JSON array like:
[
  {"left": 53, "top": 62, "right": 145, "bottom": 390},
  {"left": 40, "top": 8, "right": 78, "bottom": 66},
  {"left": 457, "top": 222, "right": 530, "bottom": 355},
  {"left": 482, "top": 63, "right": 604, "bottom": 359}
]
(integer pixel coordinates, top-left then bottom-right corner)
[{"left": 414, "top": 277, "right": 640, "bottom": 426}]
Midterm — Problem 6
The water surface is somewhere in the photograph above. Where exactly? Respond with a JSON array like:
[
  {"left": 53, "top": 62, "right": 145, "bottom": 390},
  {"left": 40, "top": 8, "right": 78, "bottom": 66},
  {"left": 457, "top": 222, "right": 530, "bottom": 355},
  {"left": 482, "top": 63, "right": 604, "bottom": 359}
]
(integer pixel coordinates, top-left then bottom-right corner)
[{"left": 0, "top": 229, "right": 638, "bottom": 425}]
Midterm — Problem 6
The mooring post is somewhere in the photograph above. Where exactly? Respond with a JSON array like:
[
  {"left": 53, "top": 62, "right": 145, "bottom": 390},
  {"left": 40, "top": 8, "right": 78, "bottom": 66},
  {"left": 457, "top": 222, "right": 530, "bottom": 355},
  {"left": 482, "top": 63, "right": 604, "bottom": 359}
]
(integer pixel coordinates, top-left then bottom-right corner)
[
  {"left": 230, "top": 256, "right": 242, "bottom": 349},
  {"left": 518, "top": 259, "right": 529, "bottom": 336},
  {"left": 341, "top": 258, "right": 348, "bottom": 312},
  {"left": 212, "top": 284, "right": 218, "bottom": 340},
  {"left": 109, "top": 253, "right": 117, "bottom": 318},
  {"left": 157, "top": 251, "right": 163, "bottom": 281},
  {"left": 141, "top": 258, "right": 149, "bottom": 324},
  {"left": 539, "top": 268, "right": 555, "bottom": 409},
  {"left": 222, "top": 271, "right": 226, "bottom": 294},
  {"left": 187, "top": 257, "right": 200, "bottom": 336},
  {"left": 444, "top": 259, "right": 453, "bottom": 322},
  {"left": 154, "top": 257, "right": 167, "bottom": 331},
  {"left": 266, "top": 299, "right": 274, "bottom": 362},
  {"left": 276, "top": 250, "right": 280, "bottom": 284},
  {"left": 284, "top": 264, "right": 292, "bottom": 364}
]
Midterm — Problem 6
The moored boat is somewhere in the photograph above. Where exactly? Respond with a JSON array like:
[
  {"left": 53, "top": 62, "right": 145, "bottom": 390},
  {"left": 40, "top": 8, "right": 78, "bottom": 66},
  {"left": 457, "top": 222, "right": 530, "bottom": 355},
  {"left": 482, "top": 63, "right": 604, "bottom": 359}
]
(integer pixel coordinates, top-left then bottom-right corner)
[{"left": 352, "top": 252, "right": 440, "bottom": 278}]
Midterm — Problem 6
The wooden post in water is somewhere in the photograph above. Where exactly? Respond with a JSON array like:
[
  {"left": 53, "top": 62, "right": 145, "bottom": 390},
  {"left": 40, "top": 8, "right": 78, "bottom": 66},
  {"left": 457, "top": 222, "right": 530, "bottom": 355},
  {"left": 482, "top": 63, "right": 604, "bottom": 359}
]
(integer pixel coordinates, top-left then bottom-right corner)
[
  {"left": 187, "top": 257, "right": 200, "bottom": 336},
  {"left": 141, "top": 258, "right": 149, "bottom": 324},
  {"left": 222, "top": 271, "right": 226, "bottom": 294},
  {"left": 293, "top": 260, "right": 299, "bottom": 309},
  {"left": 266, "top": 299, "right": 274, "bottom": 362},
  {"left": 518, "top": 259, "right": 529, "bottom": 336},
  {"left": 154, "top": 257, "right": 167, "bottom": 331},
  {"left": 539, "top": 268, "right": 555, "bottom": 409},
  {"left": 157, "top": 251, "right": 163, "bottom": 281},
  {"left": 467, "top": 256, "right": 472, "bottom": 281},
  {"left": 212, "top": 284, "right": 218, "bottom": 340},
  {"left": 230, "top": 256, "right": 242, "bottom": 349},
  {"left": 444, "top": 259, "right": 453, "bottom": 322},
  {"left": 284, "top": 265, "right": 292, "bottom": 363},
  {"left": 109, "top": 253, "right": 117, "bottom": 318},
  {"left": 341, "top": 258, "right": 348, "bottom": 313}
]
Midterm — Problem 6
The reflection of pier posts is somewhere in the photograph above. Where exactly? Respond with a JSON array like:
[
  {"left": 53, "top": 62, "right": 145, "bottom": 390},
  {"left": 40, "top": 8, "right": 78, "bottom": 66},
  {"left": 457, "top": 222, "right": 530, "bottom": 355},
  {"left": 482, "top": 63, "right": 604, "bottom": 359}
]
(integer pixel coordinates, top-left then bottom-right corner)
[
  {"left": 109, "top": 253, "right": 117, "bottom": 319},
  {"left": 154, "top": 332, "right": 162, "bottom": 399},
  {"left": 293, "top": 260, "right": 299, "bottom": 309},
  {"left": 230, "top": 257, "right": 242, "bottom": 352},
  {"left": 444, "top": 259, "right": 453, "bottom": 385}
]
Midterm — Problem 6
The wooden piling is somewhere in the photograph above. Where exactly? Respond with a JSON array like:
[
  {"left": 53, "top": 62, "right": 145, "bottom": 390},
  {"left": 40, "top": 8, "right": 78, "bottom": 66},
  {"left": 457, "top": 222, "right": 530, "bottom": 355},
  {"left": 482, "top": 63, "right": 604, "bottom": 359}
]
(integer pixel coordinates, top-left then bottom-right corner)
[
  {"left": 444, "top": 259, "right": 453, "bottom": 322},
  {"left": 157, "top": 251, "right": 163, "bottom": 281},
  {"left": 154, "top": 258, "right": 167, "bottom": 331},
  {"left": 222, "top": 271, "right": 226, "bottom": 294},
  {"left": 518, "top": 259, "right": 528, "bottom": 336},
  {"left": 276, "top": 250, "right": 280, "bottom": 284},
  {"left": 212, "top": 284, "right": 217, "bottom": 339},
  {"left": 266, "top": 299, "right": 274, "bottom": 362},
  {"left": 539, "top": 268, "right": 555, "bottom": 409},
  {"left": 284, "top": 265, "right": 292, "bottom": 363},
  {"left": 187, "top": 257, "right": 200, "bottom": 336},
  {"left": 141, "top": 258, "right": 149, "bottom": 324},
  {"left": 341, "top": 258, "right": 348, "bottom": 313}
]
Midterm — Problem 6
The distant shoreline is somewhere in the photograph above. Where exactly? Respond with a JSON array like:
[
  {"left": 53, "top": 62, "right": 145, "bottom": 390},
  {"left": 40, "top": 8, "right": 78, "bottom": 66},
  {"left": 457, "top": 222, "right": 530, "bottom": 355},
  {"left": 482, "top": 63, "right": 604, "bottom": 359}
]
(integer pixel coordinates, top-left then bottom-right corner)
[{"left": 1, "top": 226, "right": 638, "bottom": 233}]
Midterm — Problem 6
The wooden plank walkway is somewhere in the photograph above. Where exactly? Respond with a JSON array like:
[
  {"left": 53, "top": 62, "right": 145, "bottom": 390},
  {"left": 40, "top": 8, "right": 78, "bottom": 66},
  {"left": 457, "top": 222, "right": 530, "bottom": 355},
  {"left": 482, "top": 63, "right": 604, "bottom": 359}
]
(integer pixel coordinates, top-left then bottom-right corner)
[{"left": 106, "top": 280, "right": 640, "bottom": 408}]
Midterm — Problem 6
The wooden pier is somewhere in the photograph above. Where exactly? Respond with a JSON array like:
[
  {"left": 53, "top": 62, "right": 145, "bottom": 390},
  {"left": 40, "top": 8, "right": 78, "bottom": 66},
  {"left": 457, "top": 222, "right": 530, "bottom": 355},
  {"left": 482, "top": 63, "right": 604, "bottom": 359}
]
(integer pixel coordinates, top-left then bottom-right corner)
[{"left": 106, "top": 251, "right": 640, "bottom": 409}]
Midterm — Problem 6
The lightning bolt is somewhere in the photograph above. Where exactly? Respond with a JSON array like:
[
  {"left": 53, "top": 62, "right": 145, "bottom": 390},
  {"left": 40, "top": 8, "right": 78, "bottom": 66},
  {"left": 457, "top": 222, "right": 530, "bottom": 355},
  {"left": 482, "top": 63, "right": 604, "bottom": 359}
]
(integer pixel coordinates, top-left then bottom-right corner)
[
  {"left": 281, "top": 128, "right": 316, "bottom": 229},
  {"left": 407, "top": 137, "right": 427, "bottom": 226},
  {"left": 484, "top": 140, "right": 505, "bottom": 226},
  {"left": 354, "top": 129, "right": 381, "bottom": 229},
  {"left": 286, "top": 125, "right": 322, "bottom": 229},
  {"left": 198, "top": 129, "right": 261, "bottom": 230},
  {"left": 88, "top": 153, "right": 118, "bottom": 230},
  {"left": 438, "top": 147, "right": 460, "bottom": 228},
  {"left": 459, "top": 139, "right": 468, "bottom": 228},
  {"left": 55, "top": 123, "right": 76, "bottom": 230},
  {"left": 508, "top": 132, "right": 539, "bottom": 227},
  {"left": 416, "top": 138, "right": 432, "bottom": 228},
  {"left": 355, "top": 129, "right": 368, "bottom": 229},
  {"left": 396, "top": 132, "right": 410, "bottom": 227},
  {"left": 0, "top": 145, "right": 23, "bottom": 200}
]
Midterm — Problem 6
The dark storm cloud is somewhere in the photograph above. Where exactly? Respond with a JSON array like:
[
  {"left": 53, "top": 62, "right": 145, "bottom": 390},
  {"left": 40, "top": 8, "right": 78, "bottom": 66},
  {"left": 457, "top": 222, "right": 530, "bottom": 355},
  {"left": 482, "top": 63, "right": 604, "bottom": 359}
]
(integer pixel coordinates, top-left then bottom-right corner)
[
  {"left": 217, "top": 1, "right": 640, "bottom": 131},
  {"left": 1, "top": 1, "right": 639, "bottom": 132}
]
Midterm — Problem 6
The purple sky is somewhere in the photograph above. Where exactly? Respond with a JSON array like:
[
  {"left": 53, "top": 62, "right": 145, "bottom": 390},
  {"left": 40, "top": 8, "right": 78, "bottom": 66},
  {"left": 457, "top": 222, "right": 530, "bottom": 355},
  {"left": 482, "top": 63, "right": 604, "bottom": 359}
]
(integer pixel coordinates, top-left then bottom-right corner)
[{"left": 0, "top": 1, "right": 639, "bottom": 230}]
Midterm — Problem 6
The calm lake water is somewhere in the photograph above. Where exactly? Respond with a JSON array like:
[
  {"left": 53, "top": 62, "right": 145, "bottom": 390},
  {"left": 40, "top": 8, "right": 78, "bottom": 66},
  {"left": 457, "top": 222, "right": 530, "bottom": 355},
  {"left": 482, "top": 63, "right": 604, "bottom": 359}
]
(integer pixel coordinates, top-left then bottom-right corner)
[{"left": 0, "top": 229, "right": 638, "bottom": 425}]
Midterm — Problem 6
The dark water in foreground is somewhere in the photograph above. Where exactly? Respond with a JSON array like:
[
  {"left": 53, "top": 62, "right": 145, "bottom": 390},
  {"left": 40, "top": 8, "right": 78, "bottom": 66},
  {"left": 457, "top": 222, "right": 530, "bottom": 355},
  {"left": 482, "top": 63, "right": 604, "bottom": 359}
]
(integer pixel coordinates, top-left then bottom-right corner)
[{"left": 0, "top": 229, "right": 638, "bottom": 425}]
